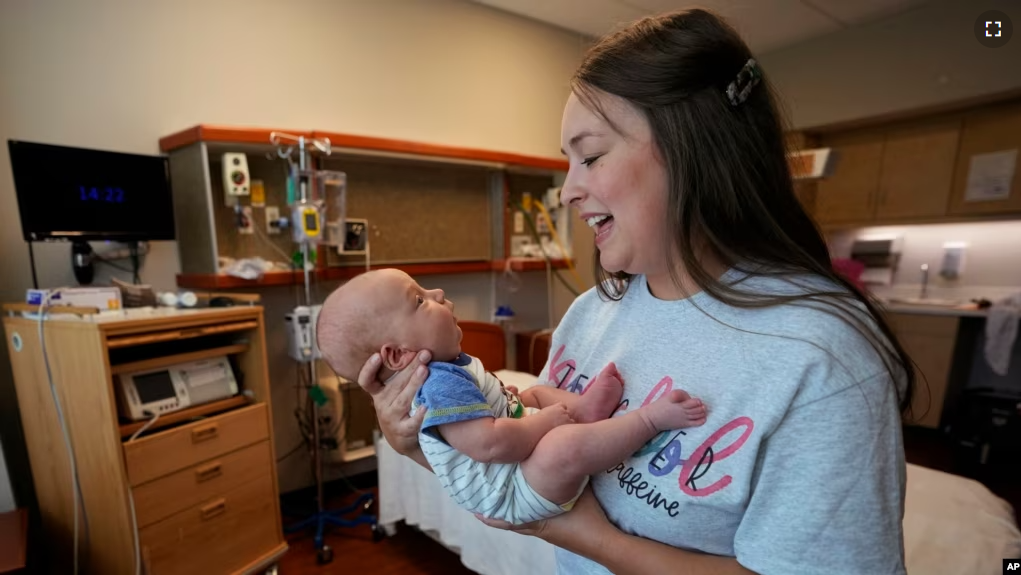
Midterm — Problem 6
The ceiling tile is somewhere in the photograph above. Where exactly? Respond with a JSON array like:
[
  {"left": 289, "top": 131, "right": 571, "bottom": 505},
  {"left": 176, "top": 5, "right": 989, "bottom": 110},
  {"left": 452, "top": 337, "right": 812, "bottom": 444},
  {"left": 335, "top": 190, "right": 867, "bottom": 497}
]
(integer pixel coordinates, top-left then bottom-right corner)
[
  {"left": 620, "top": 0, "right": 842, "bottom": 52},
  {"left": 473, "top": 0, "right": 647, "bottom": 37},
  {"left": 805, "top": 0, "right": 931, "bottom": 25}
]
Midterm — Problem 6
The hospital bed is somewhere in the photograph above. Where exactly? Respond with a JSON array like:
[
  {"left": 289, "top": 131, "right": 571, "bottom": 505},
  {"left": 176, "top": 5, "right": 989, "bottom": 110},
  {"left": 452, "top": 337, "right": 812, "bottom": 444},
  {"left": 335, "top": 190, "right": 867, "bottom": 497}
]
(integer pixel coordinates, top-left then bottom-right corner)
[{"left": 377, "top": 322, "right": 1021, "bottom": 575}]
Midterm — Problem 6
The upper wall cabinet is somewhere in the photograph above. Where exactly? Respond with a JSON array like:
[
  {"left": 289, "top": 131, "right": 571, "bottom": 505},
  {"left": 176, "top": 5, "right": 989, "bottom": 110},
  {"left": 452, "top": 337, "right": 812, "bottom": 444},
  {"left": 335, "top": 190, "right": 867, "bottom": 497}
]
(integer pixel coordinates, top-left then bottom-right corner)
[
  {"left": 815, "top": 130, "right": 884, "bottom": 225},
  {"left": 948, "top": 102, "right": 1021, "bottom": 217},
  {"left": 875, "top": 118, "right": 961, "bottom": 221},
  {"left": 812, "top": 116, "right": 964, "bottom": 227}
]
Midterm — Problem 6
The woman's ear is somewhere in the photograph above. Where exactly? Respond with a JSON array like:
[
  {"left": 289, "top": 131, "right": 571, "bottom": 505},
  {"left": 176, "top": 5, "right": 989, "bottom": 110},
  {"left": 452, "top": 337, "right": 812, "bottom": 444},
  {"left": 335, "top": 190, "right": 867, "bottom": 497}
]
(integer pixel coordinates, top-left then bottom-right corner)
[{"left": 380, "top": 344, "right": 416, "bottom": 371}]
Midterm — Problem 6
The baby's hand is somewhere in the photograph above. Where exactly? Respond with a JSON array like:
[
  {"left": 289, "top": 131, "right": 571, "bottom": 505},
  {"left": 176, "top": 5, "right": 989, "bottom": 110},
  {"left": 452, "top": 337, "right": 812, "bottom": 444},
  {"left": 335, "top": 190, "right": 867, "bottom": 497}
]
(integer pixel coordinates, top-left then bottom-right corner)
[{"left": 538, "top": 402, "right": 574, "bottom": 428}]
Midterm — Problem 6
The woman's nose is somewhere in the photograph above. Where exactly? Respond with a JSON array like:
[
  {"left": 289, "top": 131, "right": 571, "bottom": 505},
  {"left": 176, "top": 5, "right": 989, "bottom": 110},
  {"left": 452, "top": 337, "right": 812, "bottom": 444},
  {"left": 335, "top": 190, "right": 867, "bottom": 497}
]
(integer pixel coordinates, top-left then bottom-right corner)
[{"left": 559, "top": 177, "right": 583, "bottom": 207}]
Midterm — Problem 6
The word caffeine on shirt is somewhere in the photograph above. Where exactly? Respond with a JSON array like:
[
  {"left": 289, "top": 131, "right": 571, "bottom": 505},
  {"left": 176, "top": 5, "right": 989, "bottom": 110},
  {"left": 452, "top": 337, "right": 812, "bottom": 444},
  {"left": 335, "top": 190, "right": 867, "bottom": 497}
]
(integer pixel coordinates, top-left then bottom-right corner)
[{"left": 548, "top": 345, "right": 755, "bottom": 516}]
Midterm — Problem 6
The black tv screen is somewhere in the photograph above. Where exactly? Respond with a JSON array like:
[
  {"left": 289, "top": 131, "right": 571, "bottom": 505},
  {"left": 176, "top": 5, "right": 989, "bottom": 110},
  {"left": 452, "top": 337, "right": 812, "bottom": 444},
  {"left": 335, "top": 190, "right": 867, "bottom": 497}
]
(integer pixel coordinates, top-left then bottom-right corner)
[{"left": 8, "top": 140, "right": 176, "bottom": 241}]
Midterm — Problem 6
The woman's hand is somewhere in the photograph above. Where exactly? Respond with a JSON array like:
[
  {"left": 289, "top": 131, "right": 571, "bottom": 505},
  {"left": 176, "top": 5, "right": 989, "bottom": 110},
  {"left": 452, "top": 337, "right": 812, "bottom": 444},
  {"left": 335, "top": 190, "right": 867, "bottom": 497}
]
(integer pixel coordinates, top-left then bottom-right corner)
[
  {"left": 357, "top": 350, "right": 432, "bottom": 456},
  {"left": 474, "top": 486, "right": 614, "bottom": 547}
]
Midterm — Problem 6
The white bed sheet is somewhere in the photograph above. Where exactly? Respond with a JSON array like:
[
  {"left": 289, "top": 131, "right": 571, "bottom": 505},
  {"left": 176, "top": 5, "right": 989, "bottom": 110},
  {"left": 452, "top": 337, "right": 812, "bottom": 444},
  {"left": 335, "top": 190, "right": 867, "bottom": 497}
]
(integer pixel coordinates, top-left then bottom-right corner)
[{"left": 377, "top": 370, "right": 1021, "bottom": 575}]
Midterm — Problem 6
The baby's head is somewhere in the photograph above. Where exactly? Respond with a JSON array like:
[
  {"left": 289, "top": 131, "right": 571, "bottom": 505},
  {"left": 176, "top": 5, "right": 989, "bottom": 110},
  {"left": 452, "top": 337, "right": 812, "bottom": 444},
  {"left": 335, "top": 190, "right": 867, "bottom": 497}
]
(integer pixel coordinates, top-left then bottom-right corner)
[{"left": 317, "top": 269, "right": 462, "bottom": 382}]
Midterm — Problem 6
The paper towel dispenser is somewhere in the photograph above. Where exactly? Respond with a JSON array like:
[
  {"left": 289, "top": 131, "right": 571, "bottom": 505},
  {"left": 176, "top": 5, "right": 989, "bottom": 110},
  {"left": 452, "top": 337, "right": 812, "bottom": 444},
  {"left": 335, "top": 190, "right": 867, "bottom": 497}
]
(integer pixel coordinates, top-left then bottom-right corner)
[{"left": 851, "top": 237, "right": 902, "bottom": 285}]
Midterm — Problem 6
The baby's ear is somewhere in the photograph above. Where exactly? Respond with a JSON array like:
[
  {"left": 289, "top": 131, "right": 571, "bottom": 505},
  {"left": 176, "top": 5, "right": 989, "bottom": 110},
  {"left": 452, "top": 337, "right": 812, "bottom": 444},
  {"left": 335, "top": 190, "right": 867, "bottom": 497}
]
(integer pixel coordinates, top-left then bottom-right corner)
[{"left": 381, "top": 344, "right": 416, "bottom": 371}]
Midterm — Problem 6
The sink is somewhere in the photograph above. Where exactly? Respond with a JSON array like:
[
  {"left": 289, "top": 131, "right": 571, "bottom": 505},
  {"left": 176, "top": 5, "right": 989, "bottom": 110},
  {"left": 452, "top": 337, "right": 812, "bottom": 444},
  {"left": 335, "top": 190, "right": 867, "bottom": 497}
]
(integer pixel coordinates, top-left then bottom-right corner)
[{"left": 885, "top": 297, "right": 964, "bottom": 307}]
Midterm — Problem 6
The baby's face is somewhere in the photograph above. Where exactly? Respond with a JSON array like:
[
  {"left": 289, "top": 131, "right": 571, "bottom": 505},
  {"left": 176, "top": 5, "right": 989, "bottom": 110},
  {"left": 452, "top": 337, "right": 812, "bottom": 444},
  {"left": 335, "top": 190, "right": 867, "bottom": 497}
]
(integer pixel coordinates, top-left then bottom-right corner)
[{"left": 374, "top": 270, "right": 462, "bottom": 361}]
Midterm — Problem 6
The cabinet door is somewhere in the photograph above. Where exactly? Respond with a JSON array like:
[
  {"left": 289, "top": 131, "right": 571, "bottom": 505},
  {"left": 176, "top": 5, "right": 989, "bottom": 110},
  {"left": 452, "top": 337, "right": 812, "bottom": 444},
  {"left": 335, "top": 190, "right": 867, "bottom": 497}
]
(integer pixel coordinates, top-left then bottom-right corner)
[
  {"left": 793, "top": 180, "right": 817, "bottom": 217},
  {"left": 889, "top": 313, "right": 958, "bottom": 429},
  {"left": 875, "top": 119, "right": 961, "bottom": 221},
  {"left": 948, "top": 101, "right": 1021, "bottom": 216},
  {"left": 787, "top": 131, "right": 819, "bottom": 218},
  {"left": 815, "top": 131, "right": 884, "bottom": 225}
]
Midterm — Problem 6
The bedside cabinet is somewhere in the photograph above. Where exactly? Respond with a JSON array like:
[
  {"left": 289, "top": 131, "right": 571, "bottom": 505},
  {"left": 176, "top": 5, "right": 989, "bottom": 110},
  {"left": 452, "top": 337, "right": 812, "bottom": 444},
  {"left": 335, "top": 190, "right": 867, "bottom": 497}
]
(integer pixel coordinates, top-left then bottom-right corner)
[{"left": 3, "top": 305, "right": 287, "bottom": 574}]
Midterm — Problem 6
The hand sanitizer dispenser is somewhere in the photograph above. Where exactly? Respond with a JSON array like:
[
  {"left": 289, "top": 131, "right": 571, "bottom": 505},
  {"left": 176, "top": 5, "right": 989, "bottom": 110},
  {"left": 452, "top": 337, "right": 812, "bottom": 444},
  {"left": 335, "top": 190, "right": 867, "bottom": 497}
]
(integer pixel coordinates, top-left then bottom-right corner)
[{"left": 940, "top": 242, "right": 967, "bottom": 280}]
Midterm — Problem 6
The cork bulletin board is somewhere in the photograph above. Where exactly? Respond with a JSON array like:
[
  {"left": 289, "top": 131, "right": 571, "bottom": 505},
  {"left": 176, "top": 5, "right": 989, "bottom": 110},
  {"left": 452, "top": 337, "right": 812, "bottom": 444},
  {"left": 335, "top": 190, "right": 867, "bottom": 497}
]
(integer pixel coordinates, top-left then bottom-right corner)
[
  {"left": 208, "top": 149, "right": 299, "bottom": 267},
  {"left": 205, "top": 147, "right": 496, "bottom": 267},
  {"left": 320, "top": 154, "right": 493, "bottom": 265}
]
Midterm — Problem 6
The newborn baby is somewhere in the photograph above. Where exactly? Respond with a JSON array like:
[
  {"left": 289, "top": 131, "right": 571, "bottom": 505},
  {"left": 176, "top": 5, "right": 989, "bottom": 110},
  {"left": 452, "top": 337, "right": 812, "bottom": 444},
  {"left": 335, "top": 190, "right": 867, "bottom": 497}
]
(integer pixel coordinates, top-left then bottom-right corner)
[{"left": 317, "top": 269, "right": 706, "bottom": 524}]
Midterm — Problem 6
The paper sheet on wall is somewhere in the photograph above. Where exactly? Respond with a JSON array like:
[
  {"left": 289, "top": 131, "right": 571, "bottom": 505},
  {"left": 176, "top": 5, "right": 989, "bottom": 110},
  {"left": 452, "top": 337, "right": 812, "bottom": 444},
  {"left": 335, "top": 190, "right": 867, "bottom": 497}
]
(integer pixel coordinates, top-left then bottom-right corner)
[{"left": 965, "top": 149, "right": 1017, "bottom": 202}]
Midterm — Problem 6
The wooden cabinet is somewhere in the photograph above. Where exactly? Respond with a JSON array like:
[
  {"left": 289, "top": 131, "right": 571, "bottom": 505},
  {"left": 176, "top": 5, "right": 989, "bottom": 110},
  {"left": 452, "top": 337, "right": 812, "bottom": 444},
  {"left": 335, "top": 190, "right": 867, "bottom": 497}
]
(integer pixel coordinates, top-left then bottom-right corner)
[
  {"left": 786, "top": 131, "right": 819, "bottom": 217},
  {"left": 815, "top": 131, "right": 885, "bottom": 225},
  {"left": 875, "top": 119, "right": 961, "bottom": 221},
  {"left": 2, "top": 306, "right": 286, "bottom": 574},
  {"left": 806, "top": 98, "right": 1021, "bottom": 225},
  {"left": 948, "top": 101, "right": 1021, "bottom": 216},
  {"left": 888, "top": 313, "right": 959, "bottom": 429},
  {"left": 813, "top": 118, "right": 964, "bottom": 225}
]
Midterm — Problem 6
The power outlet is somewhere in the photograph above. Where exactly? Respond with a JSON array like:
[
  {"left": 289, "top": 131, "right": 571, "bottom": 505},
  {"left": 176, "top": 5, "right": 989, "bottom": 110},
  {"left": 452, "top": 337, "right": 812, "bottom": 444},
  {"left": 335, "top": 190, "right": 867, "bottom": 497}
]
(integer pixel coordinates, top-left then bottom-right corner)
[
  {"left": 239, "top": 206, "right": 254, "bottom": 235},
  {"left": 265, "top": 206, "right": 280, "bottom": 235}
]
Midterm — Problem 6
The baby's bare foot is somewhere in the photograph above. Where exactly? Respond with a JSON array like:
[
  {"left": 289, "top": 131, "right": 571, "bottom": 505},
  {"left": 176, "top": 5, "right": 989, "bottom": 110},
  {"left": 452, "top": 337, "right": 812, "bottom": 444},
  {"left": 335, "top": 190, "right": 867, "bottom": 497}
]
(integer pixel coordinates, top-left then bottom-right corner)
[
  {"left": 642, "top": 390, "right": 707, "bottom": 432},
  {"left": 573, "top": 362, "right": 625, "bottom": 423}
]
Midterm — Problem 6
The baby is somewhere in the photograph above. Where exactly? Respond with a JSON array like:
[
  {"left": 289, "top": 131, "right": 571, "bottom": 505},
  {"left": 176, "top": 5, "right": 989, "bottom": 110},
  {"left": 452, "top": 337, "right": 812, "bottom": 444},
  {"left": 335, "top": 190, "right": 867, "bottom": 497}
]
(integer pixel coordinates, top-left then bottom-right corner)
[{"left": 317, "top": 269, "right": 706, "bottom": 525}]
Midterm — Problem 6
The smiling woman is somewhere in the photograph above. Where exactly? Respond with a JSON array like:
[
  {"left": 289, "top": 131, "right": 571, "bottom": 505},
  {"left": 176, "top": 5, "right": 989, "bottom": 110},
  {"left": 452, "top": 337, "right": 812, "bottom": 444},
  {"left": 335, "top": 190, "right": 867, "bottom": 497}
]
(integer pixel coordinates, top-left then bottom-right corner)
[
  {"left": 560, "top": 92, "right": 674, "bottom": 284},
  {"left": 362, "top": 8, "right": 915, "bottom": 575}
]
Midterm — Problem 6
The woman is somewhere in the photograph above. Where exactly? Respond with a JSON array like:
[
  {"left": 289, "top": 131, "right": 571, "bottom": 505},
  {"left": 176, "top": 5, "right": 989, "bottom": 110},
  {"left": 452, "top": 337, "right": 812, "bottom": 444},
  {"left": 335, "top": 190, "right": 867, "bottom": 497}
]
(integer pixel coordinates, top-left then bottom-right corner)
[{"left": 356, "top": 9, "right": 913, "bottom": 575}]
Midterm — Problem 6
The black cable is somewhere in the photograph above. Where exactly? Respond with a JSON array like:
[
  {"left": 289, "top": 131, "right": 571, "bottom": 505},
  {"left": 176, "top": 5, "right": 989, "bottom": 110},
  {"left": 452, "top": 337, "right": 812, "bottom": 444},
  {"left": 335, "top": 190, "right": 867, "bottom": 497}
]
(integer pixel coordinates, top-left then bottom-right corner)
[
  {"left": 129, "top": 243, "right": 140, "bottom": 284},
  {"left": 94, "top": 257, "right": 134, "bottom": 274},
  {"left": 27, "top": 242, "right": 38, "bottom": 289},
  {"left": 276, "top": 441, "right": 308, "bottom": 463}
]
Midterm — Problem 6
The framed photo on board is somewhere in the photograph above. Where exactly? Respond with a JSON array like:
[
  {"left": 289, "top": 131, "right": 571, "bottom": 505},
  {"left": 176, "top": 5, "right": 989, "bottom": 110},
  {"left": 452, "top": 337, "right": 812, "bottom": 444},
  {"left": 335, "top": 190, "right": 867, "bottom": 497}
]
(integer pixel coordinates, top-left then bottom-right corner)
[{"left": 339, "top": 218, "right": 368, "bottom": 255}]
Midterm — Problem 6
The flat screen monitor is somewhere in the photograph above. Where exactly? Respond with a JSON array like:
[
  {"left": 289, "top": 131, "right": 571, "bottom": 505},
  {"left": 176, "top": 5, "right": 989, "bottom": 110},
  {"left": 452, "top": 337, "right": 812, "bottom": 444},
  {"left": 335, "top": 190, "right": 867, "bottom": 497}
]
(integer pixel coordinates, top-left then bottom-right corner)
[{"left": 7, "top": 140, "right": 176, "bottom": 242}]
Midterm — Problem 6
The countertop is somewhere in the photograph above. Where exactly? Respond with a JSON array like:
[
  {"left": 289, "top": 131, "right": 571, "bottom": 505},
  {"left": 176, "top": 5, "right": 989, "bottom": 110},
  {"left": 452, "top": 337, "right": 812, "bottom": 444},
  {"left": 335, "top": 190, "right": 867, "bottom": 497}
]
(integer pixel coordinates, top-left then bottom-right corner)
[{"left": 879, "top": 301, "right": 988, "bottom": 318}]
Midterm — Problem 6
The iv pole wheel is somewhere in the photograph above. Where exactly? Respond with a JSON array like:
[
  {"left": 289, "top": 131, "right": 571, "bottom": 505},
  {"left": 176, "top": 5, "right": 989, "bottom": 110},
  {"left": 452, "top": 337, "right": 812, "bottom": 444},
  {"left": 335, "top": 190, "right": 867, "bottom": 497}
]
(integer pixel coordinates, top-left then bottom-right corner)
[{"left": 316, "top": 544, "right": 334, "bottom": 564}]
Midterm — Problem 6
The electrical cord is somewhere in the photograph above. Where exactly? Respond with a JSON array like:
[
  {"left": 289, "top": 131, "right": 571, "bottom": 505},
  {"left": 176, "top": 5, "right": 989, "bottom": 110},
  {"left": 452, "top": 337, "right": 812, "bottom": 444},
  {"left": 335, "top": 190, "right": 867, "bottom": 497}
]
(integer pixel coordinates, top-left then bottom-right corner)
[
  {"left": 129, "top": 411, "right": 161, "bottom": 442},
  {"left": 125, "top": 410, "right": 158, "bottom": 575},
  {"left": 534, "top": 201, "right": 586, "bottom": 290},
  {"left": 37, "top": 292, "right": 90, "bottom": 575},
  {"left": 94, "top": 256, "right": 135, "bottom": 274},
  {"left": 276, "top": 440, "right": 308, "bottom": 463},
  {"left": 129, "top": 242, "right": 140, "bottom": 284},
  {"left": 27, "top": 242, "right": 39, "bottom": 289},
  {"left": 515, "top": 202, "right": 581, "bottom": 297},
  {"left": 252, "top": 218, "right": 297, "bottom": 266}
]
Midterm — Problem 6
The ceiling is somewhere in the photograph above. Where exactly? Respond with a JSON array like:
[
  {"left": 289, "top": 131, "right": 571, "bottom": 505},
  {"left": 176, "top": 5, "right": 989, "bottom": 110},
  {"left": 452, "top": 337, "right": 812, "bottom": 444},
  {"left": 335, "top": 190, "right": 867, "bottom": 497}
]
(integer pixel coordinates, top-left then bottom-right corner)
[{"left": 472, "top": 0, "right": 932, "bottom": 53}]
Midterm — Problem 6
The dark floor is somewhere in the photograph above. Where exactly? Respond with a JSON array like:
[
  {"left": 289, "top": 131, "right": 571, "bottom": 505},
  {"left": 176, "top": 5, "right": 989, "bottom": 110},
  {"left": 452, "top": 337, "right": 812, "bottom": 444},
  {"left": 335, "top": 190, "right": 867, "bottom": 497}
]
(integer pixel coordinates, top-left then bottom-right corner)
[
  {"left": 277, "top": 476, "right": 472, "bottom": 575},
  {"left": 903, "top": 425, "right": 1021, "bottom": 524},
  {"left": 276, "top": 428, "right": 1021, "bottom": 573}
]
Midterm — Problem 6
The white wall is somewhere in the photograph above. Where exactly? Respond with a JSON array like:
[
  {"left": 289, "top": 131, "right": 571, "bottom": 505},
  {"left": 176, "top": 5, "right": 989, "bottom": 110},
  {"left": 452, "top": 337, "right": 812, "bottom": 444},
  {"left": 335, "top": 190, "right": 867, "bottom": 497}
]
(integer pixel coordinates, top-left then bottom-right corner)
[
  {"left": 828, "top": 221, "right": 1021, "bottom": 301},
  {"left": 761, "top": 0, "right": 1021, "bottom": 129},
  {"left": 0, "top": 0, "right": 589, "bottom": 494},
  {"left": 0, "top": 0, "right": 588, "bottom": 293}
]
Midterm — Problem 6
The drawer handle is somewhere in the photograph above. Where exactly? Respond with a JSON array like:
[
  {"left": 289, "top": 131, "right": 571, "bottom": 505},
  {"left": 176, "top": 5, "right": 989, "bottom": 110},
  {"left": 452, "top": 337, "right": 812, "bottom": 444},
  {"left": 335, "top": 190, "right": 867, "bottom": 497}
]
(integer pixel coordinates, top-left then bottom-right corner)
[
  {"left": 195, "top": 462, "right": 223, "bottom": 482},
  {"left": 191, "top": 424, "right": 219, "bottom": 443},
  {"left": 200, "top": 498, "right": 227, "bottom": 520}
]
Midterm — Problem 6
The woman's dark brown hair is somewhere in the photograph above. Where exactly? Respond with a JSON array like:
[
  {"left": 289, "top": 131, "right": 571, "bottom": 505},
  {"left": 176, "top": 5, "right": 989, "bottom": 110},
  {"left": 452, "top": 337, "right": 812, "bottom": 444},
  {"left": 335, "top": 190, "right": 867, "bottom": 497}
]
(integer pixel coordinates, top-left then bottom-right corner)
[{"left": 574, "top": 9, "right": 915, "bottom": 412}]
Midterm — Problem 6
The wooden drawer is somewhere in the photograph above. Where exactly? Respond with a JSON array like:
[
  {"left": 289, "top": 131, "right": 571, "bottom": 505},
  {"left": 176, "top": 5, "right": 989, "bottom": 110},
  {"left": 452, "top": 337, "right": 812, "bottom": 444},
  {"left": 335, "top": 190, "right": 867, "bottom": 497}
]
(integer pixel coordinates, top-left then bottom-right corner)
[
  {"left": 124, "top": 404, "right": 268, "bottom": 486},
  {"left": 141, "top": 473, "right": 280, "bottom": 575},
  {"left": 132, "top": 440, "right": 272, "bottom": 528}
]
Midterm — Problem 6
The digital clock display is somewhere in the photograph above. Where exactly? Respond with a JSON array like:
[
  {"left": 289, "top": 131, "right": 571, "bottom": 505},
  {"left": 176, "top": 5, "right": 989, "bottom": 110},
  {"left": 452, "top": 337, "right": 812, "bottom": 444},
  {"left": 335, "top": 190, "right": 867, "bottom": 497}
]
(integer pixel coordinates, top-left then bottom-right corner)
[
  {"left": 7, "top": 140, "right": 175, "bottom": 241},
  {"left": 79, "top": 186, "right": 125, "bottom": 203}
]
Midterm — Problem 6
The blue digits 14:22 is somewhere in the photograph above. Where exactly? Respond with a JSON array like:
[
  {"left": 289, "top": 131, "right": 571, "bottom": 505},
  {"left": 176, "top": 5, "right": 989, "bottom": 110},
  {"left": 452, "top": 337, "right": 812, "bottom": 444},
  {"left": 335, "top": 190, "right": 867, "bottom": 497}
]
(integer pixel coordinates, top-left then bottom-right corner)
[{"left": 80, "top": 186, "right": 125, "bottom": 203}]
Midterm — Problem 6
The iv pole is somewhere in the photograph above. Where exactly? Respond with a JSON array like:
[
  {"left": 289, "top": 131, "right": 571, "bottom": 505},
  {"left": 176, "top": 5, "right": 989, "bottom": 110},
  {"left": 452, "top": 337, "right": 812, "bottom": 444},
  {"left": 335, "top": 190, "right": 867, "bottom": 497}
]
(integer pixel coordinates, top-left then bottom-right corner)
[{"left": 271, "top": 132, "right": 382, "bottom": 565}]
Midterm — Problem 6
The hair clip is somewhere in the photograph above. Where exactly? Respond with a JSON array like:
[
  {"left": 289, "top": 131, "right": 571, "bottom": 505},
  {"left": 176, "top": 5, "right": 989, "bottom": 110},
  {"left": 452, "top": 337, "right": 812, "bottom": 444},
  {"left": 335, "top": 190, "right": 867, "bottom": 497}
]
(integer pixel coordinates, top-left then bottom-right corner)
[{"left": 726, "top": 59, "right": 762, "bottom": 106}]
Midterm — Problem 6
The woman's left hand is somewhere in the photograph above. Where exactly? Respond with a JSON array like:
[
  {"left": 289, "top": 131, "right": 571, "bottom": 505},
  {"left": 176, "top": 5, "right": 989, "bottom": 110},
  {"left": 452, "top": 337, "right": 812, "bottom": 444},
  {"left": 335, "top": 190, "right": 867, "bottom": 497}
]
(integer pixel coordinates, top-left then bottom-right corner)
[{"left": 474, "top": 486, "right": 613, "bottom": 546}]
